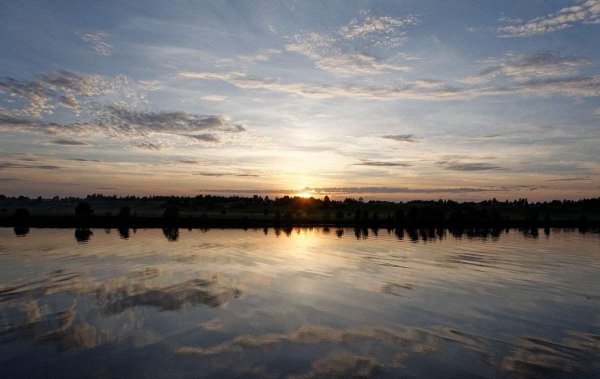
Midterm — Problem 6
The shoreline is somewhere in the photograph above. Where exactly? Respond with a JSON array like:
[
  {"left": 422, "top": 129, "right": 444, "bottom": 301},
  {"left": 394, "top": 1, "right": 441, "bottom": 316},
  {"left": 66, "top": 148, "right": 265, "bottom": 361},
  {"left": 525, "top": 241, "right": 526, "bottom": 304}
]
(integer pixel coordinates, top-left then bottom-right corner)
[{"left": 2, "top": 216, "right": 597, "bottom": 229}]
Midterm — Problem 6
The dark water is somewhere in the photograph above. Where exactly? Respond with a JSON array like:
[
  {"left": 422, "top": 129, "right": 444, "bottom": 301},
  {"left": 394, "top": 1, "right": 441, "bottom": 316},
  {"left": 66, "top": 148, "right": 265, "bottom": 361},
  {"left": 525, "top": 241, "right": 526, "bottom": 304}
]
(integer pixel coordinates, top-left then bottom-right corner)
[{"left": 0, "top": 228, "right": 599, "bottom": 378}]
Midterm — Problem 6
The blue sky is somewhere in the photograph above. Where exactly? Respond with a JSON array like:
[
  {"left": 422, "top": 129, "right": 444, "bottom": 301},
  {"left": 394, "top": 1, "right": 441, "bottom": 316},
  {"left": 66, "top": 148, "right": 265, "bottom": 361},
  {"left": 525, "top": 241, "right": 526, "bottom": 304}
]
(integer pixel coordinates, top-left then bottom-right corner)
[{"left": 0, "top": 0, "right": 599, "bottom": 200}]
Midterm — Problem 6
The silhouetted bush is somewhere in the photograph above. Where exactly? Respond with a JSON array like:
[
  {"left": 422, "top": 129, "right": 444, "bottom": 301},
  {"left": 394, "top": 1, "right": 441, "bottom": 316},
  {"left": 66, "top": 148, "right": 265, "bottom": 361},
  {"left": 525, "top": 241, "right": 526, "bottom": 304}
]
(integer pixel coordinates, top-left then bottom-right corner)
[
  {"left": 118, "top": 206, "right": 131, "bottom": 219},
  {"left": 162, "top": 206, "right": 179, "bottom": 225},
  {"left": 14, "top": 208, "right": 30, "bottom": 225},
  {"left": 75, "top": 201, "right": 93, "bottom": 218}
]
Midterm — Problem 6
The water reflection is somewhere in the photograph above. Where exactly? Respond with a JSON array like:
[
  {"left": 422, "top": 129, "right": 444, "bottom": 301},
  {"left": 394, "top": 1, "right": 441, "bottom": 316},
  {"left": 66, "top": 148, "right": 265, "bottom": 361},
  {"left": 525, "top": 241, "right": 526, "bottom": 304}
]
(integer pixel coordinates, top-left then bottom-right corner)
[
  {"left": 162, "top": 227, "right": 179, "bottom": 242},
  {"left": 74, "top": 228, "right": 93, "bottom": 242},
  {"left": 118, "top": 227, "right": 130, "bottom": 239},
  {"left": 0, "top": 228, "right": 598, "bottom": 378},
  {"left": 100, "top": 278, "right": 242, "bottom": 314},
  {"left": 13, "top": 226, "right": 29, "bottom": 236}
]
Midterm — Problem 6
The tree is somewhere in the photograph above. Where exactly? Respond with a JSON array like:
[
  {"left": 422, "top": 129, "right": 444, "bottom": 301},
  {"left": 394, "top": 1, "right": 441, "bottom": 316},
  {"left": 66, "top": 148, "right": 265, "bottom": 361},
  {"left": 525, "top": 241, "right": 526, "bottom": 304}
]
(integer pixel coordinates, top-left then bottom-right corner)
[
  {"left": 163, "top": 206, "right": 179, "bottom": 225},
  {"left": 118, "top": 206, "right": 131, "bottom": 219},
  {"left": 14, "top": 208, "right": 30, "bottom": 223},
  {"left": 75, "top": 201, "right": 93, "bottom": 218}
]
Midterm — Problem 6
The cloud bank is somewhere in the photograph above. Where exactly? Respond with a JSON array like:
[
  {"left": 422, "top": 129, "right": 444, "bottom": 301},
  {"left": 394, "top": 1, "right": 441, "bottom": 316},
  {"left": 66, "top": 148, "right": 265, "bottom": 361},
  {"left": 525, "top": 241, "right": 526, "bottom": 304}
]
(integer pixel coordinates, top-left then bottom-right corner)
[{"left": 498, "top": 0, "right": 600, "bottom": 37}]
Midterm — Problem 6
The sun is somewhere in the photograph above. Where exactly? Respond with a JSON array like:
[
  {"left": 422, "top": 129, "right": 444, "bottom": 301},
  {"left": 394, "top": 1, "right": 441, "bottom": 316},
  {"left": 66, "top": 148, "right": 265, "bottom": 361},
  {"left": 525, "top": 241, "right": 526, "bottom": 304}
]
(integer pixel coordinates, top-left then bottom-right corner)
[{"left": 294, "top": 184, "right": 314, "bottom": 199}]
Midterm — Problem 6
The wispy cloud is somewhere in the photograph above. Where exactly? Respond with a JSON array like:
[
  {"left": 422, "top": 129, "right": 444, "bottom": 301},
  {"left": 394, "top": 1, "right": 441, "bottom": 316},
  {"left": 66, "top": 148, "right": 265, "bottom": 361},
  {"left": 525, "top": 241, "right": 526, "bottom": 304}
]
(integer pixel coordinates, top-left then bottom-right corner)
[
  {"left": 353, "top": 160, "right": 413, "bottom": 167},
  {"left": 546, "top": 176, "right": 593, "bottom": 182},
  {"left": 49, "top": 139, "right": 89, "bottom": 146},
  {"left": 194, "top": 172, "right": 259, "bottom": 177},
  {"left": 285, "top": 11, "right": 416, "bottom": 76},
  {"left": 238, "top": 49, "right": 281, "bottom": 64},
  {"left": 0, "top": 77, "right": 247, "bottom": 148},
  {"left": 77, "top": 31, "right": 112, "bottom": 56},
  {"left": 498, "top": 0, "right": 600, "bottom": 37},
  {"left": 0, "top": 161, "right": 61, "bottom": 170},
  {"left": 201, "top": 185, "right": 539, "bottom": 195},
  {"left": 131, "top": 141, "right": 165, "bottom": 151},
  {"left": 179, "top": 70, "right": 600, "bottom": 100},
  {"left": 339, "top": 11, "right": 419, "bottom": 47},
  {"left": 464, "top": 52, "right": 590, "bottom": 84},
  {"left": 70, "top": 158, "right": 101, "bottom": 162},
  {"left": 186, "top": 134, "right": 220, "bottom": 143},
  {"left": 97, "top": 105, "right": 245, "bottom": 136},
  {"left": 438, "top": 161, "right": 505, "bottom": 171},
  {"left": 201, "top": 95, "right": 228, "bottom": 102},
  {"left": 381, "top": 134, "right": 420, "bottom": 143},
  {"left": 0, "top": 70, "right": 142, "bottom": 117}
]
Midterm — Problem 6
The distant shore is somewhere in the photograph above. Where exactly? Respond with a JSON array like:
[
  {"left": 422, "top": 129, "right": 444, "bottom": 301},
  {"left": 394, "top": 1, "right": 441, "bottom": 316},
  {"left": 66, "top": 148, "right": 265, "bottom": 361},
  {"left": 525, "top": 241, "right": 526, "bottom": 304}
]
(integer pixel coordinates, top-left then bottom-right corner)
[{"left": 2, "top": 194, "right": 599, "bottom": 229}]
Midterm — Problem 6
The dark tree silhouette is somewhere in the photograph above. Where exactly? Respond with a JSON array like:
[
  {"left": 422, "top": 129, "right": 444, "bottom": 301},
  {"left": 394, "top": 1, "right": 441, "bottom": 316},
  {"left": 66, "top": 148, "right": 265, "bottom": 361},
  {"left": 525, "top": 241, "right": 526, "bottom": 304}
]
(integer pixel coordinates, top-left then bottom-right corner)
[
  {"left": 163, "top": 206, "right": 179, "bottom": 222},
  {"left": 75, "top": 201, "right": 93, "bottom": 218},
  {"left": 14, "top": 208, "right": 30, "bottom": 225},
  {"left": 118, "top": 206, "right": 131, "bottom": 219}
]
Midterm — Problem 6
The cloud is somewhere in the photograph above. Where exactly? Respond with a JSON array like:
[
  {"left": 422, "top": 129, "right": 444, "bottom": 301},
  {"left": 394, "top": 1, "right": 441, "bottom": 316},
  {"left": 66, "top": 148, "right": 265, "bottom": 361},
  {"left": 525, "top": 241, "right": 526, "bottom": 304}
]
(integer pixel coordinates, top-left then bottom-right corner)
[
  {"left": 438, "top": 161, "right": 505, "bottom": 171},
  {"left": 49, "top": 139, "right": 89, "bottom": 146},
  {"left": 284, "top": 11, "right": 416, "bottom": 76},
  {"left": 77, "top": 31, "right": 112, "bottom": 56},
  {"left": 353, "top": 160, "right": 413, "bottom": 167},
  {"left": 381, "top": 134, "right": 420, "bottom": 143},
  {"left": 200, "top": 185, "right": 538, "bottom": 195},
  {"left": 0, "top": 70, "right": 142, "bottom": 118},
  {"left": 179, "top": 70, "right": 600, "bottom": 100},
  {"left": 96, "top": 105, "right": 245, "bottom": 136},
  {"left": 178, "top": 71, "right": 463, "bottom": 99},
  {"left": 0, "top": 161, "right": 61, "bottom": 170},
  {"left": 201, "top": 95, "right": 228, "bottom": 102},
  {"left": 132, "top": 141, "right": 164, "bottom": 151},
  {"left": 177, "top": 159, "right": 199, "bottom": 164},
  {"left": 194, "top": 172, "right": 259, "bottom": 177},
  {"left": 339, "top": 12, "right": 419, "bottom": 47},
  {"left": 186, "top": 133, "right": 220, "bottom": 143},
  {"left": 498, "top": 0, "right": 600, "bottom": 37},
  {"left": 464, "top": 52, "right": 590, "bottom": 84},
  {"left": 1, "top": 97, "right": 247, "bottom": 147},
  {"left": 546, "top": 176, "right": 593, "bottom": 182},
  {"left": 237, "top": 49, "right": 281, "bottom": 64},
  {"left": 70, "top": 158, "right": 102, "bottom": 162},
  {"left": 286, "top": 36, "right": 411, "bottom": 76}
]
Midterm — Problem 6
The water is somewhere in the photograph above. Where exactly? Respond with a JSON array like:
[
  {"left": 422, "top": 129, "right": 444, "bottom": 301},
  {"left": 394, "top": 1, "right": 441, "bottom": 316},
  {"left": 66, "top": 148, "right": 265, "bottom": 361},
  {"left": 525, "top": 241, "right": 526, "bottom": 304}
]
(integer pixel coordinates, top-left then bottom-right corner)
[{"left": 0, "top": 227, "right": 599, "bottom": 378}]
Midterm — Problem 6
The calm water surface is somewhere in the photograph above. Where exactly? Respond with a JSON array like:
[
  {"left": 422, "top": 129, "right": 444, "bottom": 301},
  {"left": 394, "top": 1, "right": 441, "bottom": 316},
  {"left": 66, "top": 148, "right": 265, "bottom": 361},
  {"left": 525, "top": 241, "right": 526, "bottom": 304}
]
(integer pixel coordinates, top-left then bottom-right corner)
[{"left": 0, "top": 228, "right": 599, "bottom": 378}]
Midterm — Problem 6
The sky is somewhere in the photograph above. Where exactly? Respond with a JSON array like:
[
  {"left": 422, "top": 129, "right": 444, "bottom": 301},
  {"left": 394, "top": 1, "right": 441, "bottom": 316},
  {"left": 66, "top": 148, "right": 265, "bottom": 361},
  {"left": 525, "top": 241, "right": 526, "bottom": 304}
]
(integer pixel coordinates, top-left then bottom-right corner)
[{"left": 0, "top": 0, "right": 599, "bottom": 201}]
